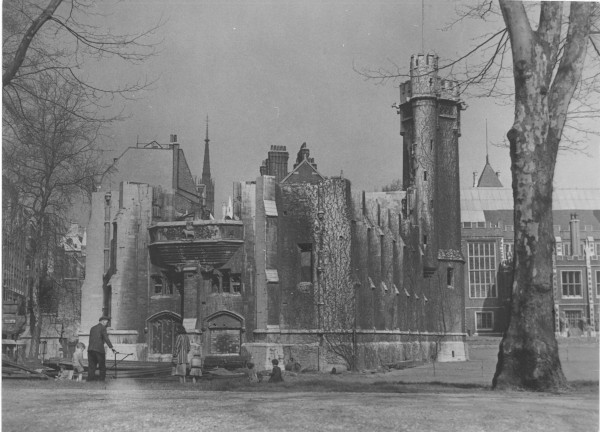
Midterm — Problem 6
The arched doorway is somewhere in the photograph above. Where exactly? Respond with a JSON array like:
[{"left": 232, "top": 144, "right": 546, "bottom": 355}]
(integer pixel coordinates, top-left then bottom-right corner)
[
  {"left": 147, "top": 311, "right": 181, "bottom": 354},
  {"left": 204, "top": 311, "right": 244, "bottom": 355}
]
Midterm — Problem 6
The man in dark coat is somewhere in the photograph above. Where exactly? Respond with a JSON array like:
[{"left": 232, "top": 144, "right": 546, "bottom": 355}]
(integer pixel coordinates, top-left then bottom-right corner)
[{"left": 87, "top": 316, "right": 116, "bottom": 381}]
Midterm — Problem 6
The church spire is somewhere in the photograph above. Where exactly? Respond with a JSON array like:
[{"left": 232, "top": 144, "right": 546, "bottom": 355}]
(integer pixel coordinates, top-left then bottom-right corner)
[
  {"left": 202, "top": 116, "right": 211, "bottom": 182},
  {"left": 201, "top": 115, "right": 215, "bottom": 218},
  {"left": 485, "top": 118, "right": 489, "bottom": 164}
]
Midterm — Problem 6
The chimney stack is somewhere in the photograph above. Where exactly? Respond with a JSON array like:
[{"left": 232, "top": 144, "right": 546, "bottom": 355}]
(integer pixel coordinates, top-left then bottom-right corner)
[{"left": 569, "top": 213, "right": 580, "bottom": 256}]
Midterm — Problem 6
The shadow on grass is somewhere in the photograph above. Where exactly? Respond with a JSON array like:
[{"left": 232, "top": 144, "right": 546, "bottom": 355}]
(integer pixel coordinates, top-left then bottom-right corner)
[
  {"left": 189, "top": 378, "right": 493, "bottom": 394},
  {"left": 4, "top": 375, "right": 596, "bottom": 396}
]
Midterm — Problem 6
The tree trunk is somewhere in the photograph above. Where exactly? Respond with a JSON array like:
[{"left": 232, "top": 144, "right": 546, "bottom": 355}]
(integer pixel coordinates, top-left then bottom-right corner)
[
  {"left": 28, "top": 258, "right": 43, "bottom": 360},
  {"left": 493, "top": 1, "right": 592, "bottom": 391}
]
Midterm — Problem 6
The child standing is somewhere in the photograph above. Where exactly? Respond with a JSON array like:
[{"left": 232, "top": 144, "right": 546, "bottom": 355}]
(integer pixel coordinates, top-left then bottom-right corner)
[
  {"left": 172, "top": 324, "right": 191, "bottom": 383},
  {"left": 268, "top": 358, "right": 283, "bottom": 383},
  {"left": 72, "top": 342, "right": 86, "bottom": 382},
  {"left": 245, "top": 361, "right": 259, "bottom": 383}
]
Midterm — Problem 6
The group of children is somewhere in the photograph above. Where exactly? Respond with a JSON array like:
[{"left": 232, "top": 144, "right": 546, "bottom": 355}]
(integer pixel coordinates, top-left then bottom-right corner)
[
  {"left": 244, "top": 359, "right": 284, "bottom": 383},
  {"left": 55, "top": 342, "right": 86, "bottom": 381},
  {"left": 58, "top": 338, "right": 288, "bottom": 383}
]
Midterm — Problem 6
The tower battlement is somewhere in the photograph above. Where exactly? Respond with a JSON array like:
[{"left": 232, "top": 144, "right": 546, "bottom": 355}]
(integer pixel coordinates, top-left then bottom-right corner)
[{"left": 400, "top": 54, "right": 460, "bottom": 103}]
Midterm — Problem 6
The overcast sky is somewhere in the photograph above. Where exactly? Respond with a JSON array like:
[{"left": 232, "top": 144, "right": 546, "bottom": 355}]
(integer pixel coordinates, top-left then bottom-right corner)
[{"left": 87, "top": 0, "right": 599, "bottom": 214}]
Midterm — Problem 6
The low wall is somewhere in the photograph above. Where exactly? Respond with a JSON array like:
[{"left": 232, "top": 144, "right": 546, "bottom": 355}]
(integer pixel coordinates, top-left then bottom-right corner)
[{"left": 245, "top": 329, "right": 468, "bottom": 372}]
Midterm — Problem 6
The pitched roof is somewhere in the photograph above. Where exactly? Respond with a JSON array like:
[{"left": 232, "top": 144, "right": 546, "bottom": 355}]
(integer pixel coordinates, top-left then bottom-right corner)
[
  {"left": 280, "top": 157, "right": 325, "bottom": 184},
  {"left": 461, "top": 188, "right": 600, "bottom": 222},
  {"left": 477, "top": 157, "right": 503, "bottom": 187}
]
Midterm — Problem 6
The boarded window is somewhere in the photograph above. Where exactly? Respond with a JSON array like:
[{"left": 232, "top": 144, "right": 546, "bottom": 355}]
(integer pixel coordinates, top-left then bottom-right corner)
[
  {"left": 149, "top": 315, "right": 177, "bottom": 354},
  {"left": 210, "top": 329, "right": 240, "bottom": 354}
]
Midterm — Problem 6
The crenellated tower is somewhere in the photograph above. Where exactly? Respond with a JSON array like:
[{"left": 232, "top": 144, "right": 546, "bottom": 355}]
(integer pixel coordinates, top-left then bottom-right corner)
[{"left": 399, "top": 53, "right": 463, "bottom": 277}]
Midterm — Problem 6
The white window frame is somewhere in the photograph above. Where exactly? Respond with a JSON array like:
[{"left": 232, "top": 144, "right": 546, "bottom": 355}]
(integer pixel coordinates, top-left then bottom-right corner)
[
  {"left": 555, "top": 237, "right": 563, "bottom": 257},
  {"left": 468, "top": 241, "right": 497, "bottom": 298},
  {"left": 475, "top": 311, "right": 494, "bottom": 331},
  {"left": 564, "top": 310, "right": 583, "bottom": 329},
  {"left": 503, "top": 241, "right": 514, "bottom": 262},
  {"left": 561, "top": 270, "right": 583, "bottom": 298}
]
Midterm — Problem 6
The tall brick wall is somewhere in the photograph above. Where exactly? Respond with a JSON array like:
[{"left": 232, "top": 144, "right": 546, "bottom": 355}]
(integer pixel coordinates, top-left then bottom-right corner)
[
  {"left": 109, "top": 183, "right": 155, "bottom": 339},
  {"left": 80, "top": 191, "right": 118, "bottom": 332}
]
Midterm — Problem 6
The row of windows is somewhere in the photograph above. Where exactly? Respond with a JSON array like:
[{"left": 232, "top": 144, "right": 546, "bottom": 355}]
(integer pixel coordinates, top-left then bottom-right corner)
[
  {"left": 476, "top": 309, "right": 592, "bottom": 333},
  {"left": 560, "top": 270, "right": 600, "bottom": 298},
  {"left": 467, "top": 241, "right": 600, "bottom": 299},
  {"left": 462, "top": 222, "right": 512, "bottom": 230},
  {"left": 556, "top": 241, "right": 600, "bottom": 257},
  {"left": 152, "top": 271, "right": 242, "bottom": 295}
]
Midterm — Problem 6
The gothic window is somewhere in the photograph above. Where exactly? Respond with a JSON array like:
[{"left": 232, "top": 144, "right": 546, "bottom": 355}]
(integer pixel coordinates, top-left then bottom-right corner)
[
  {"left": 206, "top": 311, "right": 243, "bottom": 355},
  {"left": 147, "top": 312, "right": 179, "bottom": 354}
]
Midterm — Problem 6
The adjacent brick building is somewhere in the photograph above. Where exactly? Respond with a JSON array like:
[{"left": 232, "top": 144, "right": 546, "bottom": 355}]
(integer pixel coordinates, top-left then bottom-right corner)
[{"left": 461, "top": 158, "right": 600, "bottom": 336}]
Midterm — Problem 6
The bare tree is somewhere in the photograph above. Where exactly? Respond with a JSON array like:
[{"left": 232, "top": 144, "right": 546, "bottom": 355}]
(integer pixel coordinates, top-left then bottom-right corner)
[
  {"left": 3, "top": 73, "right": 108, "bottom": 359},
  {"left": 381, "top": 179, "right": 402, "bottom": 192},
  {"left": 359, "top": 1, "right": 597, "bottom": 390},
  {"left": 492, "top": 1, "right": 594, "bottom": 391},
  {"left": 3, "top": 0, "right": 160, "bottom": 118}
]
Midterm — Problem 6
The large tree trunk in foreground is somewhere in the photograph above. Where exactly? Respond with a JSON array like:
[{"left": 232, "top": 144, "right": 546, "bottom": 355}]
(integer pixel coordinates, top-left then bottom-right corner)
[{"left": 493, "top": 1, "right": 592, "bottom": 391}]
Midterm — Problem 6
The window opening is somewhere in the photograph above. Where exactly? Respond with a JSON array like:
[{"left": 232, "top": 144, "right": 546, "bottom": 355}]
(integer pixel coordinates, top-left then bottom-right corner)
[
  {"left": 564, "top": 310, "right": 583, "bottom": 329},
  {"left": 447, "top": 267, "right": 454, "bottom": 288},
  {"left": 561, "top": 271, "right": 582, "bottom": 297},
  {"left": 476, "top": 311, "right": 493, "bottom": 331},
  {"left": 222, "top": 270, "right": 231, "bottom": 293},
  {"left": 468, "top": 242, "right": 497, "bottom": 298},
  {"left": 231, "top": 274, "right": 242, "bottom": 294},
  {"left": 298, "top": 243, "right": 313, "bottom": 283}
]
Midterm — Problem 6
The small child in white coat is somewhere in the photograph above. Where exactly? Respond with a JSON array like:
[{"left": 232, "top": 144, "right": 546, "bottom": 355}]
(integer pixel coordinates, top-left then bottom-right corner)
[{"left": 72, "top": 342, "right": 86, "bottom": 382}]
